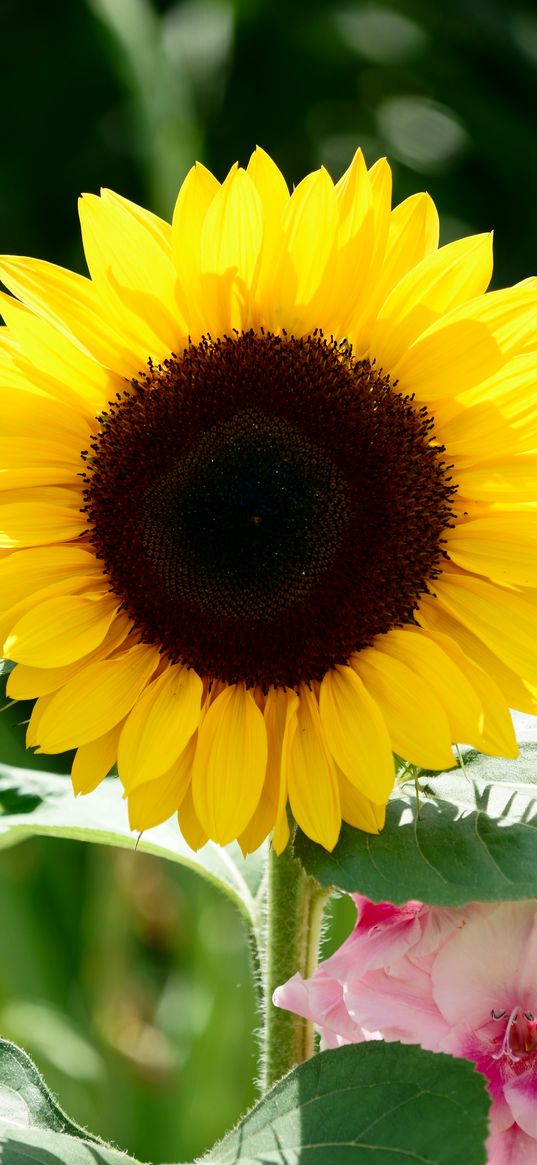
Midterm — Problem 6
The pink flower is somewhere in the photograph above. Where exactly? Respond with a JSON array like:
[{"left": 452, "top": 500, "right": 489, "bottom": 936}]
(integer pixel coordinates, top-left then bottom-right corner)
[{"left": 273, "top": 897, "right": 537, "bottom": 1165}]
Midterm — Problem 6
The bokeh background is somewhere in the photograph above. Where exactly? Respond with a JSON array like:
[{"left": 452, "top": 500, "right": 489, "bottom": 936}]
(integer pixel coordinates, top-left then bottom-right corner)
[{"left": 0, "top": 0, "right": 536, "bottom": 1159}]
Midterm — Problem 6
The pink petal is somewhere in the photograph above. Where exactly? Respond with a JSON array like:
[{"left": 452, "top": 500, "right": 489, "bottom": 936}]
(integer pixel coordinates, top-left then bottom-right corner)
[
  {"left": 432, "top": 903, "right": 537, "bottom": 1027},
  {"left": 345, "top": 960, "right": 450, "bottom": 1050},
  {"left": 487, "top": 1126, "right": 537, "bottom": 1165},
  {"left": 273, "top": 971, "right": 364, "bottom": 1044},
  {"left": 504, "top": 1068, "right": 537, "bottom": 1140},
  {"left": 327, "top": 898, "right": 423, "bottom": 978}
]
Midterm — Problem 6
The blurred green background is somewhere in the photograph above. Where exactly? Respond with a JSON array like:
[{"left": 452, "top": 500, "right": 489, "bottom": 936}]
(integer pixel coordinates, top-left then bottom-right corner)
[{"left": 0, "top": 0, "right": 536, "bottom": 1159}]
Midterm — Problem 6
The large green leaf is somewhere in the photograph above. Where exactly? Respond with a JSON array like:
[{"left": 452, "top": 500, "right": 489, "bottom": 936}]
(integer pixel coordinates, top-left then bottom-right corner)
[
  {"left": 0, "top": 1127, "right": 140, "bottom": 1165},
  {"left": 0, "top": 1039, "right": 99, "bottom": 1141},
  {"left": 0, "top": 1039, "right": 143, "bottom": 1164},
  {"left": 0, "top": 766, "right": 266, "bottom": 932},
  {"left": 203, "top": 1042, "right": 489, "bottom": 1164},
  {"left": 0, "top": 1038, "right": 488, "bottom": 1165},
  {"left": 295, "top": 744, "right": 537, "bottom": 905}
]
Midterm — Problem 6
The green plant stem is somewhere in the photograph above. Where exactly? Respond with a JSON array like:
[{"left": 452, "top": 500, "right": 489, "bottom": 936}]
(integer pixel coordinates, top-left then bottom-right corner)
[{"left": 260, "top": 837, "right": 329, "bottom": 1093}]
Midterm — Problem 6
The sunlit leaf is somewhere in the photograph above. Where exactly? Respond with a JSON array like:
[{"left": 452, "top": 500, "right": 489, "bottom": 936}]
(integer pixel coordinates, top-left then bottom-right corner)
[
  {"left": 0, "top": 1038, "right": 98, "bottom": 1141},
  {"left": 0, "top": 766, "right": 265, "bottom": 931},
  {"left": 295, "top": 744, "right": 537, "bottom": 905},
  {"left": 2, "top": 1038, "right": 486, "bottom": 1165},
  {"left": 202, "top": 1042, "right": 489, "bottom": 1164}
]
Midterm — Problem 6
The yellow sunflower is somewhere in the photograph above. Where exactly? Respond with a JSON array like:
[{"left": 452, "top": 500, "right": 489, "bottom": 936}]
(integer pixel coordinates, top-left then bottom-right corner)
[{"left": 1, "top": 148, "right": 536, "bottom": 854}]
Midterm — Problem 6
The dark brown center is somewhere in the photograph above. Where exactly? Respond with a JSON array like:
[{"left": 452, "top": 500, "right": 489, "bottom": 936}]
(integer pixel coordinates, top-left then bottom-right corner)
[{"left": 81, "top": 330, "right": 456, "bottom": 689}]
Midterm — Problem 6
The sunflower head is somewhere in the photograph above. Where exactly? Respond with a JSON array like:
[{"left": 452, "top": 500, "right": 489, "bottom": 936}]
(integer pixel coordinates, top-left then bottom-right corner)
[{"left": 1, "top": 147, "right": 536, "bottom": 854}]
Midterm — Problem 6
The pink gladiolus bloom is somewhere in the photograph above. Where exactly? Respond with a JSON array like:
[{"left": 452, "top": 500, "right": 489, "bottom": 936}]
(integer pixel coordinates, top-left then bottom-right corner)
[{"left": 273, "top": 897, "right": 537, "bottom": 1164}]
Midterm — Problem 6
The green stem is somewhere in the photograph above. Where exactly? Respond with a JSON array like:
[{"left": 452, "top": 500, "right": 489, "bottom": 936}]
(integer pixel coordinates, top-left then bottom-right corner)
[{"left": 260, "top": 836, "right": 329, "bottom": 1093}]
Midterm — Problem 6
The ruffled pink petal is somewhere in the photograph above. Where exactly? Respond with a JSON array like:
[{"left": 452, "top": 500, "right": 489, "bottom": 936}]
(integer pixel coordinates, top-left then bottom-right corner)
[
  {"left": 504, "top": 1067, "right": 537, "bottom": 1140},
  {"left": 327, "top": 897, "right": 423, "bottom": 978},
  {"left": 273, "top": 971, "right": 365, "bottom": 1044},
  {"left": 487, "top": 1126, "right": 537, "bottom": 1165},
  {"left": 344, "top": 960, "right": 450, "bottom": 1050}
]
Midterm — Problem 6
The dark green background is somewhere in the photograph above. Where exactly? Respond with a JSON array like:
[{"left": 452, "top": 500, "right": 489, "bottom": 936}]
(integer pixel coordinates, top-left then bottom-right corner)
[{"left": 0, "top": 0, "right": 535, "bottom": 1159}]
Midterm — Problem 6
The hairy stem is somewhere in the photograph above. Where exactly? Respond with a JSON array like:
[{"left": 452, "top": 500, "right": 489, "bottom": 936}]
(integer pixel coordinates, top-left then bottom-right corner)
[{"left": 259, "top": 837, "right": 329, "bottom": 1092}]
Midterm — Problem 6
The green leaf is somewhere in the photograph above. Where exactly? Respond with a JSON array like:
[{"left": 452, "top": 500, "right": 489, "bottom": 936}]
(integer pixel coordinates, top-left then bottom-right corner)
[
  {"left": 295, "top": 743, "right": 537, "bottom": 905},
  {"left": 0, "top": 1039, "right": 182, "bottom": 1165},
  {"left": 0, "top": 1039, "right": 99, "bottom": 1140},
  {"left": 0, "top": 1028, "right": 489, "bottom": 1165},
  {"left": 202, "top": 1042, "right": 490, "bottom": 1164},
  {"left": 0, "top": 1127, "right": 139, "bottom": 1165},
  {"left": 0, "top": 765, "right": 266, "bottom": 932}
]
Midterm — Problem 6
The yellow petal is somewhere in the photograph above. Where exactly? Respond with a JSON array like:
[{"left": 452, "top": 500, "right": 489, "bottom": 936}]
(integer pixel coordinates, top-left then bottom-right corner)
[
  {"left": 200, "top": 167, "right": 263, "bottom": 284},
  {"left": 457, "top": 351, "right": 537, "bottom": 427},
  {"left": 319, "top": 665, "right": 394, "bottom": 801},
  {"left": 6, "top": 613, "right": 132, "bottom": 698},
  {"left": 191, "top": 684, "right": 267, "bottom": 844},
  {"left": 0, "top": 546, "right": 101, "bottom": 610},
  {"left": 432, "top": 400, "right": 527, "bottom": 464},
  {"left": 311, "top": 150, "right": 374, "bottom": 336},
  {"left": 455, "top": 456, "right": 537, "bottom": 502},
  {"left": 367, "top": 156, "right": 393, "bottom": 266},
  {"left": 284, "top": 686, "right": 341, "bottom": 851},
  {"left": 101, "top": 188, "right": 173, "bottom": 249},
  {"left": 280, "top": 168, "right": 338, "bottom": 310},
  {"left": 177, "top": 784, "right": 208, "bottom": 851},
  {"left": 118, "top": 664, "right": 203, "bottom": 790},
  {"left": 0, "top": 575, "right": 104, "bottom": 648},
  {"left": 349, "top": 156, "right": 392, "bottom": 351},
  {"left": 352, "top": 648, "right": 455, "bottom": 770},
  {"left": 393, "top": 285, "right": 537, "bottom": 401},
  {"left": 417, "top": 594, "right": 537, "bottom": 716},
  {"left": 0, "top": 468, "right": 78, "bottom": 489},
  {"left": 172, "top": 162, "right": 219, "bottom": 281},
  {"left": 0, "top": 293, "right": 115, "bottom": 412},
  {"left": 247, "top": 147, "right": 289, "bottom": 218},
  {"left": 420, "top": 627, "right": 517, "bottom": 757},
  {"left": 0, "top": 443, "right": 82, "bottom": 472},
  {"left": 29, "top": 644, "right": 158, "bottom": 751},
  {"left": 446, "top": 516, "right": 537, "bottom": 586},
  {"left": 337, "top": 768, "right": 385, "bottom": 834},
  {"left": 3, "top": 383, "right": 90, "bottom": 446},
  {"left": 373, "top": 191, "right": 439, "bottom": 308},
  {"left": 4, "top": 592, "right": 119, "bottom": 666},
  {"left": 371, "top": 233, "right": 493, "bottom": 370},
  {"left": 0, "top": 502, "right": 86, "bottom": 547},
  {"left": 78, "top": 192, "right": 183, "bottom": 357},
  {"left": 127, "top": 736, "right": 195, "bottom": 831},
  {"left": 199, "top": 168, "right": 263, "bottom": 331},
  {"left": 0, "top": 255, "right": 140, "bottom": 374},
  {"left": 335, "top": 149, "right": 371, "bottom": 245},
  {"left": 71, "top": 722, "right": 124, "bottom": 794},
  {"left": 433, "top": 572, "right": 537, "bottom": 686},
  {"left": 378, "top": 627, "right": 490, "bottom": 751},
  {"left": 239, "top": 687, "right": 298, "bottom": 856},
  {"left": 247, "top": 148, "right": 291, "bottom": 327}
]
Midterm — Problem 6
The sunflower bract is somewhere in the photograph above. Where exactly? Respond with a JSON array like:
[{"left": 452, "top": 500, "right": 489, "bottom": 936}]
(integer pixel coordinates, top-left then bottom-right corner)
[{"left": 1, "top": 148, "right": 536, "bottom": 853}]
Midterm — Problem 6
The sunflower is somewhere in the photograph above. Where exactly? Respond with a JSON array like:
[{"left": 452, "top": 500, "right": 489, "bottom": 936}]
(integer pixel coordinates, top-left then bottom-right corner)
[{"left": 1, "top": 148, "right": 536, "bottom": 854}]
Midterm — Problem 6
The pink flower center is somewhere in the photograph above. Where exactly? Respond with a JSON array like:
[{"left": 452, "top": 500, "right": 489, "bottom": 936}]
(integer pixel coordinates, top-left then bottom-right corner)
[{"left": 491, "top": 1007, "right": 537, "bottom": 1061}]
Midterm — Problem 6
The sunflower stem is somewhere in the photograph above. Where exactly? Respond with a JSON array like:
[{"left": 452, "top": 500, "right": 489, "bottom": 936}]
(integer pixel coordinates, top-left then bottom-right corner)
[{"left": 259, "top": 835, "right": 329, "bottom": 1093}]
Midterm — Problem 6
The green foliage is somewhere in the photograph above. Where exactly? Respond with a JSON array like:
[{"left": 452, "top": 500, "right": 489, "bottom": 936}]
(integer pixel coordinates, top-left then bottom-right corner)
[
  {"left": 204, "top": 1041, "right": 491, "bottom": 1164},
  {"left": 0, "top": 767, "right": 265, "bottom": 932},
  {"left": 0, "top": 1039, "right": 100, "bottom": 1141},
  {"left": 295, "top": 744, "right": 537, "bottom": 904},
  {"left": 0, "top": 1038, "right": 489, "bottom": 1165}
]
